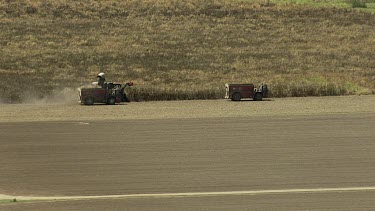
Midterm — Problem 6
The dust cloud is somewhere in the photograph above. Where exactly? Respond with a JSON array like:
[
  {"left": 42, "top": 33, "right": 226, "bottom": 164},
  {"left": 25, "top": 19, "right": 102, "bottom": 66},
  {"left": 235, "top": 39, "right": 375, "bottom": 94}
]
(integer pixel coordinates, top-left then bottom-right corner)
[{"left": 22, "top": 88, "right": 79, "bottom": 105}]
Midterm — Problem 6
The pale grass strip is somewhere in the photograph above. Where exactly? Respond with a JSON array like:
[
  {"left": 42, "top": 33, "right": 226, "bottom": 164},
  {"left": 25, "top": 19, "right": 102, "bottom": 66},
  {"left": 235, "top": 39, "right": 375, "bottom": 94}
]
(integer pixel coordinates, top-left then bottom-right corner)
[{"left": 2, "top": 186, "right": 375, "bottom": 201}]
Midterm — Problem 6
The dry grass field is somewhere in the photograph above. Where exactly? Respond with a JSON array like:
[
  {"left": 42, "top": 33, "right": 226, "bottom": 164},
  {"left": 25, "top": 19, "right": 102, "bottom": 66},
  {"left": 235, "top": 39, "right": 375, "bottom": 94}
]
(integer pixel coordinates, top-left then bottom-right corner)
[{"left": 0, "top": 0, "right": 374, "bottom": 102}]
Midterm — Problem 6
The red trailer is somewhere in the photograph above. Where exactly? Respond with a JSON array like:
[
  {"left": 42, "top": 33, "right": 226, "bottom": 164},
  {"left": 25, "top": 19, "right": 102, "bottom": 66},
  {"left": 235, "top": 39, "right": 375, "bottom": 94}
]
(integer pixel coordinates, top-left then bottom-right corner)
[{"left": 225, "top": 83, "right": 268, "bottom": 101}]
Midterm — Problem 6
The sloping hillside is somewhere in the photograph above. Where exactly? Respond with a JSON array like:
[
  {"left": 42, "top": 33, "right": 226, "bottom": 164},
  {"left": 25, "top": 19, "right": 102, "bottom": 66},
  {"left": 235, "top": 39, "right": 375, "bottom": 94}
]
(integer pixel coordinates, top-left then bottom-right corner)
[{"left": 0, "top": 0, "right": 374, "bottom": 102}]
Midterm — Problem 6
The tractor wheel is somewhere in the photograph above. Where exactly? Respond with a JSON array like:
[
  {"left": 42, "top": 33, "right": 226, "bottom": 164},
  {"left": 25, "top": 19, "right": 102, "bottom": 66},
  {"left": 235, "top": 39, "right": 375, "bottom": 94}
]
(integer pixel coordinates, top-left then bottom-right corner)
[
  {"left": 232, "top": 93, "right": 241, "bottom": 101},
  {"left": 254, "top": 92, "right": 263, "bottom": 101},
  {"left": 107, "top": 97, "right": 116, "bottom": 105},
  {"left": 84, "top": 97, "right": 94, "bottom": 105}
]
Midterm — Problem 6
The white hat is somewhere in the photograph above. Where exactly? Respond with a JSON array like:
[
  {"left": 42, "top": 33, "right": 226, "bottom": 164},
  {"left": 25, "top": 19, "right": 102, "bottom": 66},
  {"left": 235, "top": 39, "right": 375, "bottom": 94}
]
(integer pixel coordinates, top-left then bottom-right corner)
[{"left": 97, "top": 72, "right": 105, "bottom": 77}]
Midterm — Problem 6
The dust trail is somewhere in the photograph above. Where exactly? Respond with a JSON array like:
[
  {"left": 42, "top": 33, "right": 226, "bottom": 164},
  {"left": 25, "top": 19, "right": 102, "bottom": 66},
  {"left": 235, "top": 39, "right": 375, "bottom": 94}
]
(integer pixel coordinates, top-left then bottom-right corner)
[{"left": 22, "top": 88, "right": 79, "bottom": 105}]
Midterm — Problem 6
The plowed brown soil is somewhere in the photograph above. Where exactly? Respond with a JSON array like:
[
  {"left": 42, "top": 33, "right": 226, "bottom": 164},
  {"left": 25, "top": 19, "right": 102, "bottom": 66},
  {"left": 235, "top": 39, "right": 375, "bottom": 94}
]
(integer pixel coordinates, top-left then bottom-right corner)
[{"left": 1, "top": 95, "right": 375, "bottom": 210}]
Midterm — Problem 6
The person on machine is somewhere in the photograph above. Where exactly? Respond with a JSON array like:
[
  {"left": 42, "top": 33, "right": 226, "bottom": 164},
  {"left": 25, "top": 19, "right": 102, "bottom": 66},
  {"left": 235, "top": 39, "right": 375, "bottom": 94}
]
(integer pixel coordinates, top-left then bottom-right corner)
[{"left": 97, "top": 72, "right": 106, "bottom": 88}]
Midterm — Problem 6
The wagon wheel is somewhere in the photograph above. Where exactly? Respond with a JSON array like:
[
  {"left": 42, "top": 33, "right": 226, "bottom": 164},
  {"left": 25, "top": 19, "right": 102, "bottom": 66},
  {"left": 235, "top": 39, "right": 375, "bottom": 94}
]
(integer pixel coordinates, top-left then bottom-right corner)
[
  {"left": 232, "top": 93, "right": 241, "bottom": 101},
  {"left": 84, "top": 97, "right": 94, "bottom": 105},
  {"left": 107, "top": 97, "right": 116, "bottom": 105},
  {"left": 254, "top": 92, "right": 263, "bottom": 101}
]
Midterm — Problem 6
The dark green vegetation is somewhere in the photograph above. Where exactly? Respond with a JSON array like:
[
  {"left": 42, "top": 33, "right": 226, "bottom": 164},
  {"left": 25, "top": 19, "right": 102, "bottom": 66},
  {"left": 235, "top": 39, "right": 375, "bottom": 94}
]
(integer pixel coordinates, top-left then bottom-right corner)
[
  {"left": 0, "top": 0, "right": 374, "bottom": 102},
  {"left": 0, "top": 199, "right": 17, "bottom": 204}
]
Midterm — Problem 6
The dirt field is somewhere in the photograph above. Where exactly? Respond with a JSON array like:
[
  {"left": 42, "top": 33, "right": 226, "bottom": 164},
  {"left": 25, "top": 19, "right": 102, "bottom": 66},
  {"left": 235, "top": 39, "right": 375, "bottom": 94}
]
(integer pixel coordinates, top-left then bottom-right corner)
[
  {"left": 1, "top": 95, "right": 375, "bottom": 122},
  {"left": 1, "top": 96, "right": 375, "bottom": 210}
]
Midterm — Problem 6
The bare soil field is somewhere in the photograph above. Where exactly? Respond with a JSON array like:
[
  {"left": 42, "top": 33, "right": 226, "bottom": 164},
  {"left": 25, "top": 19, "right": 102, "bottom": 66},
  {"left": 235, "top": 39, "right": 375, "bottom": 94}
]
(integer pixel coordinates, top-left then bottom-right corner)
[
  {"left": 1, "top": 95, "right": 375, "bottom": 210},
  {"left": 1, "top": 95, "right": 375, "bottom": 122}
]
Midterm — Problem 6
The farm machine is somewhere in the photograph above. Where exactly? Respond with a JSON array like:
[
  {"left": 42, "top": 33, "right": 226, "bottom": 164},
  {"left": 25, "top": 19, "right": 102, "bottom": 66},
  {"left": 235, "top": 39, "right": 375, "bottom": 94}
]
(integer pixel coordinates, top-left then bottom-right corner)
[
  {"left": 79, "top": 82, "right": 133, "bottom": 105},
  {"left": 225, "top": 83, "right": 268, "bottom": 101}
]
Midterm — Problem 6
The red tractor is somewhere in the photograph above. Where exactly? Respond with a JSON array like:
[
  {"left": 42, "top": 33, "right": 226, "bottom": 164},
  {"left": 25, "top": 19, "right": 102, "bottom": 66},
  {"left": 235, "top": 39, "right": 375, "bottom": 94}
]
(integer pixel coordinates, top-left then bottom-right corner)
[
  {"left": 225, "top": 83, "right": 268, "bottom": 101},
  {"left": 80, "top": 82, "right": 133, "bottom": 105}
]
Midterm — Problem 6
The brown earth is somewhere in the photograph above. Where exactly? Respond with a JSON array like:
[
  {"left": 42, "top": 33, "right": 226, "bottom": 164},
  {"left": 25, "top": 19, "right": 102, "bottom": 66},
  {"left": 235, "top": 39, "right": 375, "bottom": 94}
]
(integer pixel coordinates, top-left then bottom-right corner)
[{"left": 1, "top": 96, "right": 375, "bottom": 210}]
